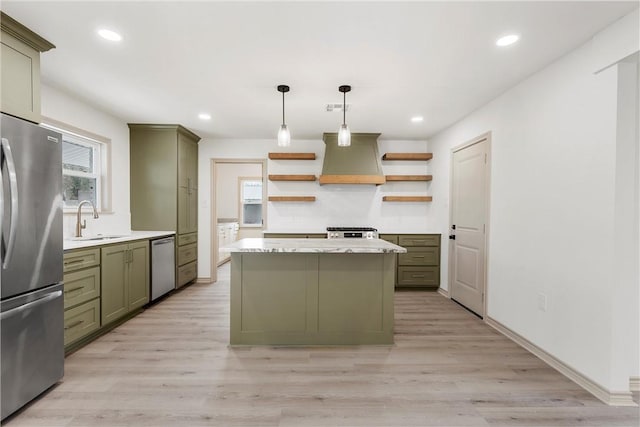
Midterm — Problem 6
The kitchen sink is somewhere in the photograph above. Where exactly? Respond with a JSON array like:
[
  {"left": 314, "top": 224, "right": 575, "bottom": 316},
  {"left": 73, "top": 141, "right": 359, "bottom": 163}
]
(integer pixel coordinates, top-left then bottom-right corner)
[{"left": 68, "top": 234, "right": 128, "bottom": 241}]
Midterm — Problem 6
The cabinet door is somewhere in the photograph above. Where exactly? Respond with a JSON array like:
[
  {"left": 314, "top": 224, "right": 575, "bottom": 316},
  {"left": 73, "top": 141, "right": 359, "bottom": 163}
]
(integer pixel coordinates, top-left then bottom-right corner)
[
  {"left": 101, "top": 244, "right": 128, "bottom": 325},
  {"left": 128, "top": 241, "right": 149, "bottom": 311},
  {"left": 0, "top": 32, "right": 41, "bottom": 123},
  {"left": 188, "top": 183, "right": 198, "bottom": 234},
  {"left": 177, "top": 185, "right": 189, "bottom": 234},
  {"left": 177, "top": 134, "right": 191, "bottom": 189}
]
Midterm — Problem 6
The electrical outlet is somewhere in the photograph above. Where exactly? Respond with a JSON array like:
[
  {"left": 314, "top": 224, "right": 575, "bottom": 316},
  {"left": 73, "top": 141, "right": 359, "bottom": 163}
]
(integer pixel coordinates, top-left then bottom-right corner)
[{"left": 538, "top": 293, "right": 547, "bottom": 312}]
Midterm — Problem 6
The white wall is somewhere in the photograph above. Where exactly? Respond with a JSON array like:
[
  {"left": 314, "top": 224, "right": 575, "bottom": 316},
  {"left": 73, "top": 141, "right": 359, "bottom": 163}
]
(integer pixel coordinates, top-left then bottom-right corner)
[
  {"left": 198, "top": 137, "right": 431, "bottom": 278},
  {"left": 41, "top": 84, "right": 131, "bottom": 237},
  {"left": 428, "top": 11, "right": 639, "bottom": 395},
  {"left": 215, "top": 163, "right": 262, "bottom": 220}
]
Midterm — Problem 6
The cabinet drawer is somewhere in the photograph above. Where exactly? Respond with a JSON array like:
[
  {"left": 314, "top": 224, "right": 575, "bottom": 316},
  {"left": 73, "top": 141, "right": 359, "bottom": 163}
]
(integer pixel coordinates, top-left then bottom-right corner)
[
  {"left": 63, "top": 266, "right": 100, "bottom": 309},
  {"left": 398, "top": 247, "right": 439, "bottom": 266},
  {"left": 63, "top": 248, "right": 100, "bottom": 273},
  {"left": 177, "top": 243, "right": 197, "bottom": 266},
  {"left": 379, "top": 234, "right": 398, "bottom": 244},
  {"left": 177, "top": 261, "right": 197, "bottom": 287},
  {"left": 398, "top": 234, "right": 440, "bottom": 247},
  {"left": 178, "top": 233, "right": 197, "bottom": 246},
  {"left": 64, "top": 298, "right": 100, "bottom": 346},
  {"left": 397, "top": 266, "right": 440, "bottom": 287}
]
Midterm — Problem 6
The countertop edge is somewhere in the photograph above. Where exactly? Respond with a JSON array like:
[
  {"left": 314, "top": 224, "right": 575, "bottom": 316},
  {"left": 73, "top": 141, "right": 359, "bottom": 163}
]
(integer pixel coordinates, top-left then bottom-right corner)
[{"left": 63, "top": 231, "right": 176, "bottom": 251}]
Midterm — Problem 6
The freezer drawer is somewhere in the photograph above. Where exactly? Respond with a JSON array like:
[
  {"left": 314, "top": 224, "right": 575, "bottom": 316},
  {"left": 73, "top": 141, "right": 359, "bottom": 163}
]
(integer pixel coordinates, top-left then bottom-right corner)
[{"left": 1, "top": 284, "right": 64, "bottom": 420}]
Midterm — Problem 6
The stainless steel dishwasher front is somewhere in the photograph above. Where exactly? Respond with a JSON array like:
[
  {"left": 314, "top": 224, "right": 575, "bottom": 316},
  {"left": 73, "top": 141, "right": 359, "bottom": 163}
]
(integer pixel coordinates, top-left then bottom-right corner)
[{"left": 151, "top": 236, "right": 176, "bottom": 301}]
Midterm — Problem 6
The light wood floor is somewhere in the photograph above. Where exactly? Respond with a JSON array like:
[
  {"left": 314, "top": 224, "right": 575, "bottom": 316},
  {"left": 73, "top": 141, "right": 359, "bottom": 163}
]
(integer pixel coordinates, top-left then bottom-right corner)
[{"left": 5, "top": 263, "right": 639, "bottom": 426}]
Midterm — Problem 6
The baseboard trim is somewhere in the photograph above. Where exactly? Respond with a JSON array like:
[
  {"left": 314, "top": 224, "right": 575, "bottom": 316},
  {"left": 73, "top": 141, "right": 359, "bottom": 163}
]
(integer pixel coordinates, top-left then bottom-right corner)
[
  {"left": 485, "top": 316, "right": 637, "bottom": 407},
  {"left": 630, "top": 376, "right": 640, "bottom": 392},
  {"left": 196, "top": 277, "right": 213, "bottom": 284},
  {"left": 437, "top": 288, "right": 450, "bottom": 298}
]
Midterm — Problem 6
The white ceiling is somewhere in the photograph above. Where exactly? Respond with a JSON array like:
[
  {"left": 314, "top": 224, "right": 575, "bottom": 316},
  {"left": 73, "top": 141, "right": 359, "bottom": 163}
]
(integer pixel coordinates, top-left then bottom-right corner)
[{"left": 3, "top": 1, "right": 637, "bottom": 140}]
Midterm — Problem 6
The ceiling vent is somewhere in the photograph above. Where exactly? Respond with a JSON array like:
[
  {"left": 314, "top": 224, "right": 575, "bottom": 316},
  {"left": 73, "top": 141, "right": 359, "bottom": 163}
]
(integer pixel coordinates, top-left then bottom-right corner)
[{"left": 326, "top": 103, "right": 350, "bottom": 112}]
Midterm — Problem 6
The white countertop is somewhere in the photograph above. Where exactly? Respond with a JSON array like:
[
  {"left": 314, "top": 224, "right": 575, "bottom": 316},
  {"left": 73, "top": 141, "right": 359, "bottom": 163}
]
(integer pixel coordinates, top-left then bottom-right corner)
[
  {"left": 63, "top": 230, "right": 175, "bottom": 251},
  {"left": 223, "top": 238, "right": 407, "bottom": 254}
]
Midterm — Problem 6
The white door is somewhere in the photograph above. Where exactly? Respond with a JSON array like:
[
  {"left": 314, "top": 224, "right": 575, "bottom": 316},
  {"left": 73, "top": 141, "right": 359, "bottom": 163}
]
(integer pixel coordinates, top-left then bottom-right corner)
[{"left": 449, "top": 136, "right": 489, "bottom": 317}]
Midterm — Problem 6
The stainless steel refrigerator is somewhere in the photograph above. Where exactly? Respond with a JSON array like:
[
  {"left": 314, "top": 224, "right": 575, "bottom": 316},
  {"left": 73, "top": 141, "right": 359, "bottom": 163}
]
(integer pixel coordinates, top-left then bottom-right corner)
[{"left": 1, "top": 113, "right": 64, "bottom": 420}]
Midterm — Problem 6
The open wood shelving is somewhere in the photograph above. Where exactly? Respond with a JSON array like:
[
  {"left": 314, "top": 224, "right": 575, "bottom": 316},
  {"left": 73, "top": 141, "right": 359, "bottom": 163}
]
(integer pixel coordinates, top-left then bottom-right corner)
[
  {"left": 268, "top": 174, "right": 317, "bottom": 182},
  {"left": 382, "top": 196, "right": 433, "bottom": 202},
  {"left": 385, "top": 175, "right": 432, "bottom": 182},
  {"left": 268, "top": 153, "right": 316, "bottom": 160},
  {"left": 268, "top": 196, "right": 316, "bottom": 202},
  {"left": 382, "top": 153, "right": 433, "bottom": 161}
]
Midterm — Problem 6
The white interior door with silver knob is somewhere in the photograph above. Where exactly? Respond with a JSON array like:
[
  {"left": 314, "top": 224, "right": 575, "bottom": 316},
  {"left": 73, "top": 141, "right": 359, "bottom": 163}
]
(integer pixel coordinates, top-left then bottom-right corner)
[{"left": 449, "top": 134, "right": 490, "bottom": 317}]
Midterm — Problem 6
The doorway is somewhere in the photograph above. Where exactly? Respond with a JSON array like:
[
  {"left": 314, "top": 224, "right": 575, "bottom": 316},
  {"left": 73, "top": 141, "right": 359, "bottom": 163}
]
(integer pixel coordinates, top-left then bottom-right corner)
[
  {"left": 448, "top": 133, "right": 490, "bottom": 317},
  {"left": 210, "top": 159, "right": 267, "bottom": 283}
]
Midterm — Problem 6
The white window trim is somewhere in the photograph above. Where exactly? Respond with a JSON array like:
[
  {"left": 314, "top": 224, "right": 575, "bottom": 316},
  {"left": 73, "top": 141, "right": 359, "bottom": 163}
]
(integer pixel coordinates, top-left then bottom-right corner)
[
  {"left": 41, "top": 117, "right": 112, "bottom": 213},
  {"left": 238, "top": 176, "right": 264, "bottom": 228}
]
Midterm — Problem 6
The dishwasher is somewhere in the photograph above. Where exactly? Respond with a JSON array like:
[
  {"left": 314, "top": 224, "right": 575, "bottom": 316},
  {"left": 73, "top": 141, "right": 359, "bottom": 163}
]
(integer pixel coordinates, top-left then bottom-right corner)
[{"left": 151, "top": 236, "right": 176, "bottom": 301}]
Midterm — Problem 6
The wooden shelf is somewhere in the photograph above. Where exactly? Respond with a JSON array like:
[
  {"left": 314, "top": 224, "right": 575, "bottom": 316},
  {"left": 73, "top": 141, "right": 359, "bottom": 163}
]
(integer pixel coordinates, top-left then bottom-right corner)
[
  {"left": 268, "top": 174, "right": 316, "bottom": 182},
  {"left": 268, "top": 196, "right": 316, "bottom": 202},
  {"left": 268, "top": 152, "right": 316, "bottom": 160},
  {"left": 382, "top": 196, "right": 433, "bottom": 202},
  {"left": 382, "top": 153, "right": 433, "bottom": 161},
  {"left": 385, "top": 175, "right": 432, "bottom": 182}
]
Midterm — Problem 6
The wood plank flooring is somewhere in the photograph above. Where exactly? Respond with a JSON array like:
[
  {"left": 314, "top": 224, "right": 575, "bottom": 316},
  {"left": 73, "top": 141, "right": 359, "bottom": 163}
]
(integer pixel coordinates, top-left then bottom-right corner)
[{"left": 5, "top": 263, "right": 639, "bottom": 426}]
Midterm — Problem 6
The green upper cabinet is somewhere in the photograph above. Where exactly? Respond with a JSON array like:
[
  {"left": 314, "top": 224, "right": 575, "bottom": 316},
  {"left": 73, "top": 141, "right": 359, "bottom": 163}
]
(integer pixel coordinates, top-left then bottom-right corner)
[
  {"left": 129, "top": 124, "right": 200, "bottom": 233},
  {"left": 0, "top": 12, "right": 55, "bottom": 123}
]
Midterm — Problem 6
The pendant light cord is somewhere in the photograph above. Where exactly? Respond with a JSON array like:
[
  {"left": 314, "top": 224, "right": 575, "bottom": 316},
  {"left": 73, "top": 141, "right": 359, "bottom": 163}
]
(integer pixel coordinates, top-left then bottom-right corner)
[
  {"left": 282, "top": 91, "right": 286, "bottom": 125},
  {"left": 343, "top": 91, "right": 346, "bottom": 125}
]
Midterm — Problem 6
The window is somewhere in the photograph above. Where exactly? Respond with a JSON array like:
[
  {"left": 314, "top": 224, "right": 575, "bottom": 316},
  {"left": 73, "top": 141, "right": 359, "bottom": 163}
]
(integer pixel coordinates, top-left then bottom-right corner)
[
  {"left": 239, "top": 178, "right": 263, "bottom": 227},
  {"left": 42, "top": 121, "right": 109, "bottom": 211}
]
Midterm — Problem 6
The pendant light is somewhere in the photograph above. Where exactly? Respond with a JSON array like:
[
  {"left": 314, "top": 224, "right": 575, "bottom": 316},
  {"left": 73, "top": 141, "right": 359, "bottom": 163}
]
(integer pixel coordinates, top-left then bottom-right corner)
[
  {"left": 277, "top": 85, "right": 291, "bottom": 147},
  {"left": 338, "top": 85, "right": 351, "bottom": 147}
]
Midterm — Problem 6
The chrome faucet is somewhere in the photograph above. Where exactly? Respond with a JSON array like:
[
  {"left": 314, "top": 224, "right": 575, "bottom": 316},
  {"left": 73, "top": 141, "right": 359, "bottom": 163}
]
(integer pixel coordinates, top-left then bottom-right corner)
[{"left": 75, "top": 200, "right": 99, "bottom": 238}]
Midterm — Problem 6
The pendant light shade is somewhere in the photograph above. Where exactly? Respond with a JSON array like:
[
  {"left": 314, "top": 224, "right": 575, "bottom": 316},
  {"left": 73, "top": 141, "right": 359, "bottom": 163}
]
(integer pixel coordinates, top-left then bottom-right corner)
[
  {"left": 338, "top": 85, "right": 351, "bottom": 147},
  {"left": 277, "top": 124, "right": 290, "bottom": 147},
  {"left": 277, "top": 85, "right": 291, "bottom": 147},
  {"left": 338, "top": 124, "right": 351, "bottom": 147}
]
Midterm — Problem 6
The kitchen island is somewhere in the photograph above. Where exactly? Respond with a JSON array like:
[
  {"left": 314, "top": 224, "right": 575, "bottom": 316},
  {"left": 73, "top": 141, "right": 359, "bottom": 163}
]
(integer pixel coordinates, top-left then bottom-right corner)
[{"left": 225, "top": 238, "right": 406, "bottom": 345}]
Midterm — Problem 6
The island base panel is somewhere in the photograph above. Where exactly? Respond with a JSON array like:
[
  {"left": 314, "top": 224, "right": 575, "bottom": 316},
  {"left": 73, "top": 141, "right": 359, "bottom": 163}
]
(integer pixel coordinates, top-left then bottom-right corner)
[{"left": 230, "top": 253, "right": 395, "bottom": 345}]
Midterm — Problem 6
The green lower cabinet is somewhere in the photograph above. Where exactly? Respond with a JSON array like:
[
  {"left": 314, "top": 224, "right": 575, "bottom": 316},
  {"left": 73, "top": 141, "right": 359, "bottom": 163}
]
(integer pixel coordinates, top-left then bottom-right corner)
[
  {"left": 128, "top": 241, "right": 150, "bottom": 311},
  {"left": 101, "top": 240, "right": 149, "bottom": 326},
  {"left": 64, "top": 299, "right": 100, "bottom": 346},
  {"left": 380, "top": 233, "right": 441, "bottom": 289}
]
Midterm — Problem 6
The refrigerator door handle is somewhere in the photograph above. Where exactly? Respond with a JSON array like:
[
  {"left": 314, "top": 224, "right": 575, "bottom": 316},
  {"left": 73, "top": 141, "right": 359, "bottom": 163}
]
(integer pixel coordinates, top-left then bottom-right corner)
[
  {"left": 0, "top": 290, "right": 62, "bottom": 320},
  {"left": 1, "top": 137, "right": 19, "bottom": 270}
]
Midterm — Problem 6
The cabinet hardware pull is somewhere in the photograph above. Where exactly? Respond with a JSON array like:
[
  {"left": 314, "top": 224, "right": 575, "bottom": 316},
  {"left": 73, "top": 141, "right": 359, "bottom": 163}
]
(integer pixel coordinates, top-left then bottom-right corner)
[
  {"left": 411, "top": 274, "right": 425, "bottom": 278},
  {"left": 64, "top": 286, "right": 84, "bottom": 293},
  {"left": 64, "top": 259, "right": 84, "bottom": 265},
  {"left": 411, "top": 256, "right": 425, "bottom": 258},
  {"left": 65, "top": 320, "right": 84, "bottom": 330}
]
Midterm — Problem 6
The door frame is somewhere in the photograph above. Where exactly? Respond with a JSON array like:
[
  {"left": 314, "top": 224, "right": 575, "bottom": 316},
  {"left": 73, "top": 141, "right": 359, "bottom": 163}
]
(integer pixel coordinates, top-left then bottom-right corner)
[
  {"left": 210, "top": 158, "right": 267, "bottom": 283},
  {"left": 447, "top": 131, "right": 492, "bottom": 318}
]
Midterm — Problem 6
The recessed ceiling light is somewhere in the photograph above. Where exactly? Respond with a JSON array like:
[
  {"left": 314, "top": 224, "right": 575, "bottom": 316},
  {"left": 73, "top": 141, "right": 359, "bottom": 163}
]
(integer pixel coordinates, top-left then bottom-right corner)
[
  {"left": 496, "top": 34, "right": 519, "bottom": 47},
  {"left": 198, "top": 113, "right": 211, "bottom": 120},
  {"left": 97, "top": 28, "right": 122, "bottom": 42},
  {"left": 411, "top": 116, "right": 424, "bottom": 123}
]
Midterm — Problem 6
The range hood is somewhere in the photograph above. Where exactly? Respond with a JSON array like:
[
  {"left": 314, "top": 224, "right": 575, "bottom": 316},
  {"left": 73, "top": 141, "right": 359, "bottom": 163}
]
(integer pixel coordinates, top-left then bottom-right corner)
[{"left": 319, "top": 133, "right": 386, "bottom": 185}]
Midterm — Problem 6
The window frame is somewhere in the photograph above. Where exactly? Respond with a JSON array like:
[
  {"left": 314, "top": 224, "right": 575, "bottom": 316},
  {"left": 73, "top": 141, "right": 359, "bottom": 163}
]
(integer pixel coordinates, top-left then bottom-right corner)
[
  {"left": 41, "top": 117, "right": 112, "bottom": 213},
  {"left": 238, "top": 176, "right": 264, "bottom": 228}
]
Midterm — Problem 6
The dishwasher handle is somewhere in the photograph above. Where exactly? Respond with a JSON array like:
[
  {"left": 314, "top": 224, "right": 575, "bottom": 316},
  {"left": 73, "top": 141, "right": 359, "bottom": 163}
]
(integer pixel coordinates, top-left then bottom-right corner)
[{"left": 153, "top": 237, "right": 175, "bottom": 246}]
